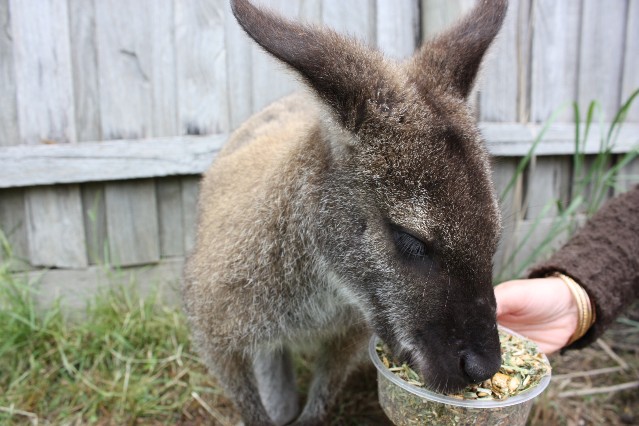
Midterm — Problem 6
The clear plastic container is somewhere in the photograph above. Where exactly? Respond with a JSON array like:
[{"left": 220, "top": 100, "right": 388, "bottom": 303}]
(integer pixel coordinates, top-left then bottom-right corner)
[{"left": 369, "top": 329, "right": 551, "bottom": 426}]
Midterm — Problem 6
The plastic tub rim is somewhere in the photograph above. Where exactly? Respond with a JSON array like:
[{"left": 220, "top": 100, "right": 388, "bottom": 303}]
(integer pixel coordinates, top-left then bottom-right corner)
[{"left": 369, "top": 327, "right": 552, "bottom": 409}]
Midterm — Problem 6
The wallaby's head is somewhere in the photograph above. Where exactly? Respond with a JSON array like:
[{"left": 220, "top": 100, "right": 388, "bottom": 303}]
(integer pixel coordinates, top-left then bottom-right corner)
[{"left": 232, "top": 0, "right": 507, "bottom": 392}]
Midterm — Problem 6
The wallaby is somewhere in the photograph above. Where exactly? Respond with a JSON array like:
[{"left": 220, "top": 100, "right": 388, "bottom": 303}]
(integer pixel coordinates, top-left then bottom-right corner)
[{"left": 183, "top": 0, "right": 508, "bottom": 424}]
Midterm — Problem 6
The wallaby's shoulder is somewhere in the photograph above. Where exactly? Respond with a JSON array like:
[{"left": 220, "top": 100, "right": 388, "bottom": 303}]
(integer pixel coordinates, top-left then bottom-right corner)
[{"left": 220, "top": 91, "right": 320, "bottom": 158}]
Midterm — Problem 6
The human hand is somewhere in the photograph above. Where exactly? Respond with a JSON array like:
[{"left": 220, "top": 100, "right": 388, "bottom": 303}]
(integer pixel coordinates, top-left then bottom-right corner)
[{"left": 494, "top": 277, "right": 579, "bottom": 354}]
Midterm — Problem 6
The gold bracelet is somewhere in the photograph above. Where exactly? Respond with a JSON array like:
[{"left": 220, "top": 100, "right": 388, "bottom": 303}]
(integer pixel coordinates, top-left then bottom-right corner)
[{"left": 551, "top": 272, "right": 596, "bottom": 346}]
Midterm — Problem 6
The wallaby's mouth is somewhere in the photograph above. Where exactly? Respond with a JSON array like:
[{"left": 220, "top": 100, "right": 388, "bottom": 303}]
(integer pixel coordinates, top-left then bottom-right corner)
[{"left": 385, "top": 323, "right": 502, "bottom": 393}]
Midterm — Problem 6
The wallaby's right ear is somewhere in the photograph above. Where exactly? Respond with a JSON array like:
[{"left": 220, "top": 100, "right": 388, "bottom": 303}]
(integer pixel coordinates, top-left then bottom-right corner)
[
  {"left": 405, "top": 0, "right": 508, "bottom": 99},
  {"left": 231, "top": 0, "right": 399, "bottom": 133}
]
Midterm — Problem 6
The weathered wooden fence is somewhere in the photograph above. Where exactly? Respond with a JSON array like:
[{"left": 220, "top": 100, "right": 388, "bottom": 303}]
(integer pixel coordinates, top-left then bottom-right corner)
[{"left": 0, "top": 0, "right": 638, "bottom": 302}]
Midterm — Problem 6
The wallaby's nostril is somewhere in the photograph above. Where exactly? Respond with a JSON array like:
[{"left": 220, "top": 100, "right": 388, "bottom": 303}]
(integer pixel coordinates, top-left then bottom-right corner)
[{"left": 462, "top": 351, "right": 500, "bottom": 383}]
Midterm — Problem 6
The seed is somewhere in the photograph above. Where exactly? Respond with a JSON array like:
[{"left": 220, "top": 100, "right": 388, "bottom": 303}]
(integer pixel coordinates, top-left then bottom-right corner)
[
  {"left": 492, "top": 372, "right": 510, "bottom": 390},
  {"left": 508, "top": 376, "right": 521, "bottom": 392}
]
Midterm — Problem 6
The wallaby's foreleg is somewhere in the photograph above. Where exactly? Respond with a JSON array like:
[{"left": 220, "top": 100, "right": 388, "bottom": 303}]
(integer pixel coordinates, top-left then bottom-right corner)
[
  {"left": 254, "top": 346, "right": 300, "bottom": 425},
  {"left": 204, "top": 348, "right": 275, "bottom": 426},
  {"left": 292, "top": 324, "right": 371, "bottom": 425}
]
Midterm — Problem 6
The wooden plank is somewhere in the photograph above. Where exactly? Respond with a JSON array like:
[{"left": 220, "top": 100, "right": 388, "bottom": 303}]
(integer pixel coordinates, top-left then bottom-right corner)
[
  {"left": 0, "top": 189, "right": 30, "bottom": 271},
  {"left": 20, "top": 258, "right": 184, "bottom": 311},
  {"left": 175, "top": 0, "right": 229, "bottom": 135},
  {"left": 421, "top": 0, "right": 476, "bottom": 40},
  {"left": 150, "top": 0, "right": 178, "bottom": 137},
  {"left": 497, "top": 217, "right": 578, "bottom": 281},
  {"left": 10, "top": 0, "right": 76, "bottom": 145},
  {"left": 95, "top": 0, "right": 153, "bottom": 139},
  {"left": 157, "top": 178, "right": 185, "bottom": 258},
  {"left": 491, "top": 157, "right": 523, "bottom": 279},
  {"left": 249, "top": 0, "right": 321, "bottom": 112},
  {"left": 481, "top": 122, "right": 639, "bottom": 157},
  {"left": 68, "top": 0, "right": 101, "bottom": 143},
  {"left": 578, "top": 0, "right": 627, "bottom": 120},
  {"left": 479, "top": 0, "right": 529, "bottom": 122},
  {"left": 2, "top": 124, "right": 638, "bottom": 188},
  {"left": 81, "top": 182, "right": 108, "bottom": 264},
  {"left": 621, "top": 0, "right": 639, "bottom": 122},
  {"left": 25, "top": 186, "right": 88, "bottom": 268},
  {"left": 0, "top": 0, "right": 19, "bottom": 147},
  {"left": 530, "top": 0, "right": 581, "bottom": 123},
  {"left": 11, "top": 0, "right": 87, "bottom": 268},
  {"left": 375, "top": 0, "right": 419, "bottom": 59},
  {"left": 524, "top": 156, "right": 572, "bottom": 219},
  {"left": 105, "top": 179, "right": 160, "bottom": 266},
  {"left": 0, "top": 134, "right": 226, "bottom": 188},
  {"left": 615, "top": 156, "right": 639, "bottom": 194},
  {"left": 181, "top": 176, "right": 201, "bottom": 254},
  {"left": 322, "top": 0, "right": 376, "bottom": 43},
  {"left": 224, "top": 0, "right": 254, "bottom": 130}
]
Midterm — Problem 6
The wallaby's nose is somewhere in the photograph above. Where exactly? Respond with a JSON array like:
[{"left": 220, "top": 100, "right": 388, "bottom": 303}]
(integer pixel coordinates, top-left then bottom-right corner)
[{"left": 461, "top": 350, "right": 501, "bottom": 383}]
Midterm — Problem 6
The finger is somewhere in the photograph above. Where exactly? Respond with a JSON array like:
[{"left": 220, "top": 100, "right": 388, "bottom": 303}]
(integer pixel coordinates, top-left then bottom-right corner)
[{"left": 494, "top": 281, "right": 529, "bottom": 318}]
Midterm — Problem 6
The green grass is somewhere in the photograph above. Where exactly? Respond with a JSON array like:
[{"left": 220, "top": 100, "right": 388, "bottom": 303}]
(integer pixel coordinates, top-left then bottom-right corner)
[
  {"left": 495, "top": 89, "right": 639, "bottom": 282},
  {"left": 0, "top": 235, "right": 229, "bottom": 425}
]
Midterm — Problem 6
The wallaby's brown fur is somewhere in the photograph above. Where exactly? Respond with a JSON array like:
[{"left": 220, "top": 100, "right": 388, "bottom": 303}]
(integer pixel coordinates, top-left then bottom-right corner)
[{"left": 183, "top": 1, "right": 508, "bottom": 424}]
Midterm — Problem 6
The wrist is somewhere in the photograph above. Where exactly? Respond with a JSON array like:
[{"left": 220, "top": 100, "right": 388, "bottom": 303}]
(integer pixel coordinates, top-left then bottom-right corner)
[{"left": 550, "top": 272, "right": 596, "bottom": 346}]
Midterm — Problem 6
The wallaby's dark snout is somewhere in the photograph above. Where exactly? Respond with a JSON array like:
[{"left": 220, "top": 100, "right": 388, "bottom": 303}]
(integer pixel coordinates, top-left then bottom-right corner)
[{"left": 183, "top": 0, "right": 508, "bottom": 424}]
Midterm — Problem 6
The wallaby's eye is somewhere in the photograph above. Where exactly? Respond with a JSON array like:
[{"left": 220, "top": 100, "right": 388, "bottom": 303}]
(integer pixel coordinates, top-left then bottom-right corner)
[{"left": 393, "top": 229, "right": 429, "bottom": 260}]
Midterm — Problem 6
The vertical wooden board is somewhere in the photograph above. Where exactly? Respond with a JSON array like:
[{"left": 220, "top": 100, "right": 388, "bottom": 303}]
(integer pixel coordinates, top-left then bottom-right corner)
[
  {"left": 175, "top": 0, "right": 229, "bottom": 135},
  {"left": 157, "top": 178, "right": 185, "bottom": 258},
  {"left": 0, "top": 0, "right": 19, "bottom": 147},
  {"left": 151, "top": 0, "right": 178, "bottom": 137},
  {"left": 10, "top": 0, "right": 76, "bottom": 145},
  {"left": 299, "top": 0, "right": 322, "bottom": 20},
  {"left": 479, "top": 0, "right": 528, "bottom": 122},
  {"left": 575, "top": 155, "right": 617, "bottom": 213},
  {"left": 491, "top": 157, "right": 523, "bottom": 279},
  {"left": 181, "top": 176, "right": 201, "bottom": 254},
  {"left": 578, "top": 0, "right": 627, "bottom": 120},
  {"left": 95, "top": 0, "right": 153, "bottom": 140},
  {"left": 68, "top": 0, "right": 101, "bottom": 143},
  {"left": 530, "top": 0, "right": 581, "bottom": 123},
  {"left": 524, "top": 156, "right": 572, "bottom": 219},
  {"left": 614, "top": 156, "right": 639, "bottom": 195},
  {"left": 376, "top": 0, "right": 419, "bottom": 60},
  {"left": 621, "top": 0, "right": 639, "bottom": 122},
  {"left": 105, "top": 180, "right": 160, "bottom": 266},
  {"left": 504, "top": 217, "right": 575, "bottom": 280},
  {"left": 322, "top": 0, "right": 376, "bottom": 43},
  {"left": 0, "top": 189, "right": 30, "bottom": 270},
  {"left": 224, "top": 0, "right": 254, "bottom": 129},
  {"left": 81, "top": 183, "right": 108, "bottom": 265},
  {"left": 25, "top": 186, "right": 88, "bottom": 268},
  {"left": 249, "top": 0, "right": 321, "bottom": 112},
  {"left": 421, "top": 0, "right": 476, "bottom": 41}
]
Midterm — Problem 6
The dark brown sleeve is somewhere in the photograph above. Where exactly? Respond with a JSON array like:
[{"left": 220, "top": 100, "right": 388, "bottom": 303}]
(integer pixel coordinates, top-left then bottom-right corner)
[{"left": 528, "top": 184, "right": 639, "bottom": 349}]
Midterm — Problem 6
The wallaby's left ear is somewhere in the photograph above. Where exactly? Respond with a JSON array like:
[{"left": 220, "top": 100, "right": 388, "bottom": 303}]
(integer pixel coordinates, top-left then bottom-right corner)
[
  {"left": 231, "top": 0, "right": 400, "bottom": 133},
  {"left": 405, "top": 0, "right": 508, "bottom": 99}
]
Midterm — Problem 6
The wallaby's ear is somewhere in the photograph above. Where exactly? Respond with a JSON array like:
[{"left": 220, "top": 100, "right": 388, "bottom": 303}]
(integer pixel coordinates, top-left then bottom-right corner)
[
  {"left": 231, "top": 0, "right": 399, "bottom": 132},
  {"left": 405, "top": 0, "right": 508, "bottom": 99}
]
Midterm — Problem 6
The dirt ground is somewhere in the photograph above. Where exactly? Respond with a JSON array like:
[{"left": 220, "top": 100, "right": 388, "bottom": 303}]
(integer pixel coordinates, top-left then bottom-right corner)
[{"left": 181, "top": 301, "right": 639, "bottom": 426}]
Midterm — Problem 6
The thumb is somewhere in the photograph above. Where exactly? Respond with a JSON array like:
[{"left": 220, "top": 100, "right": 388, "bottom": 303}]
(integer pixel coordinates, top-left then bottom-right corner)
[{"left": 494, "top": 281, "right": 528, "bottom": 319}]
